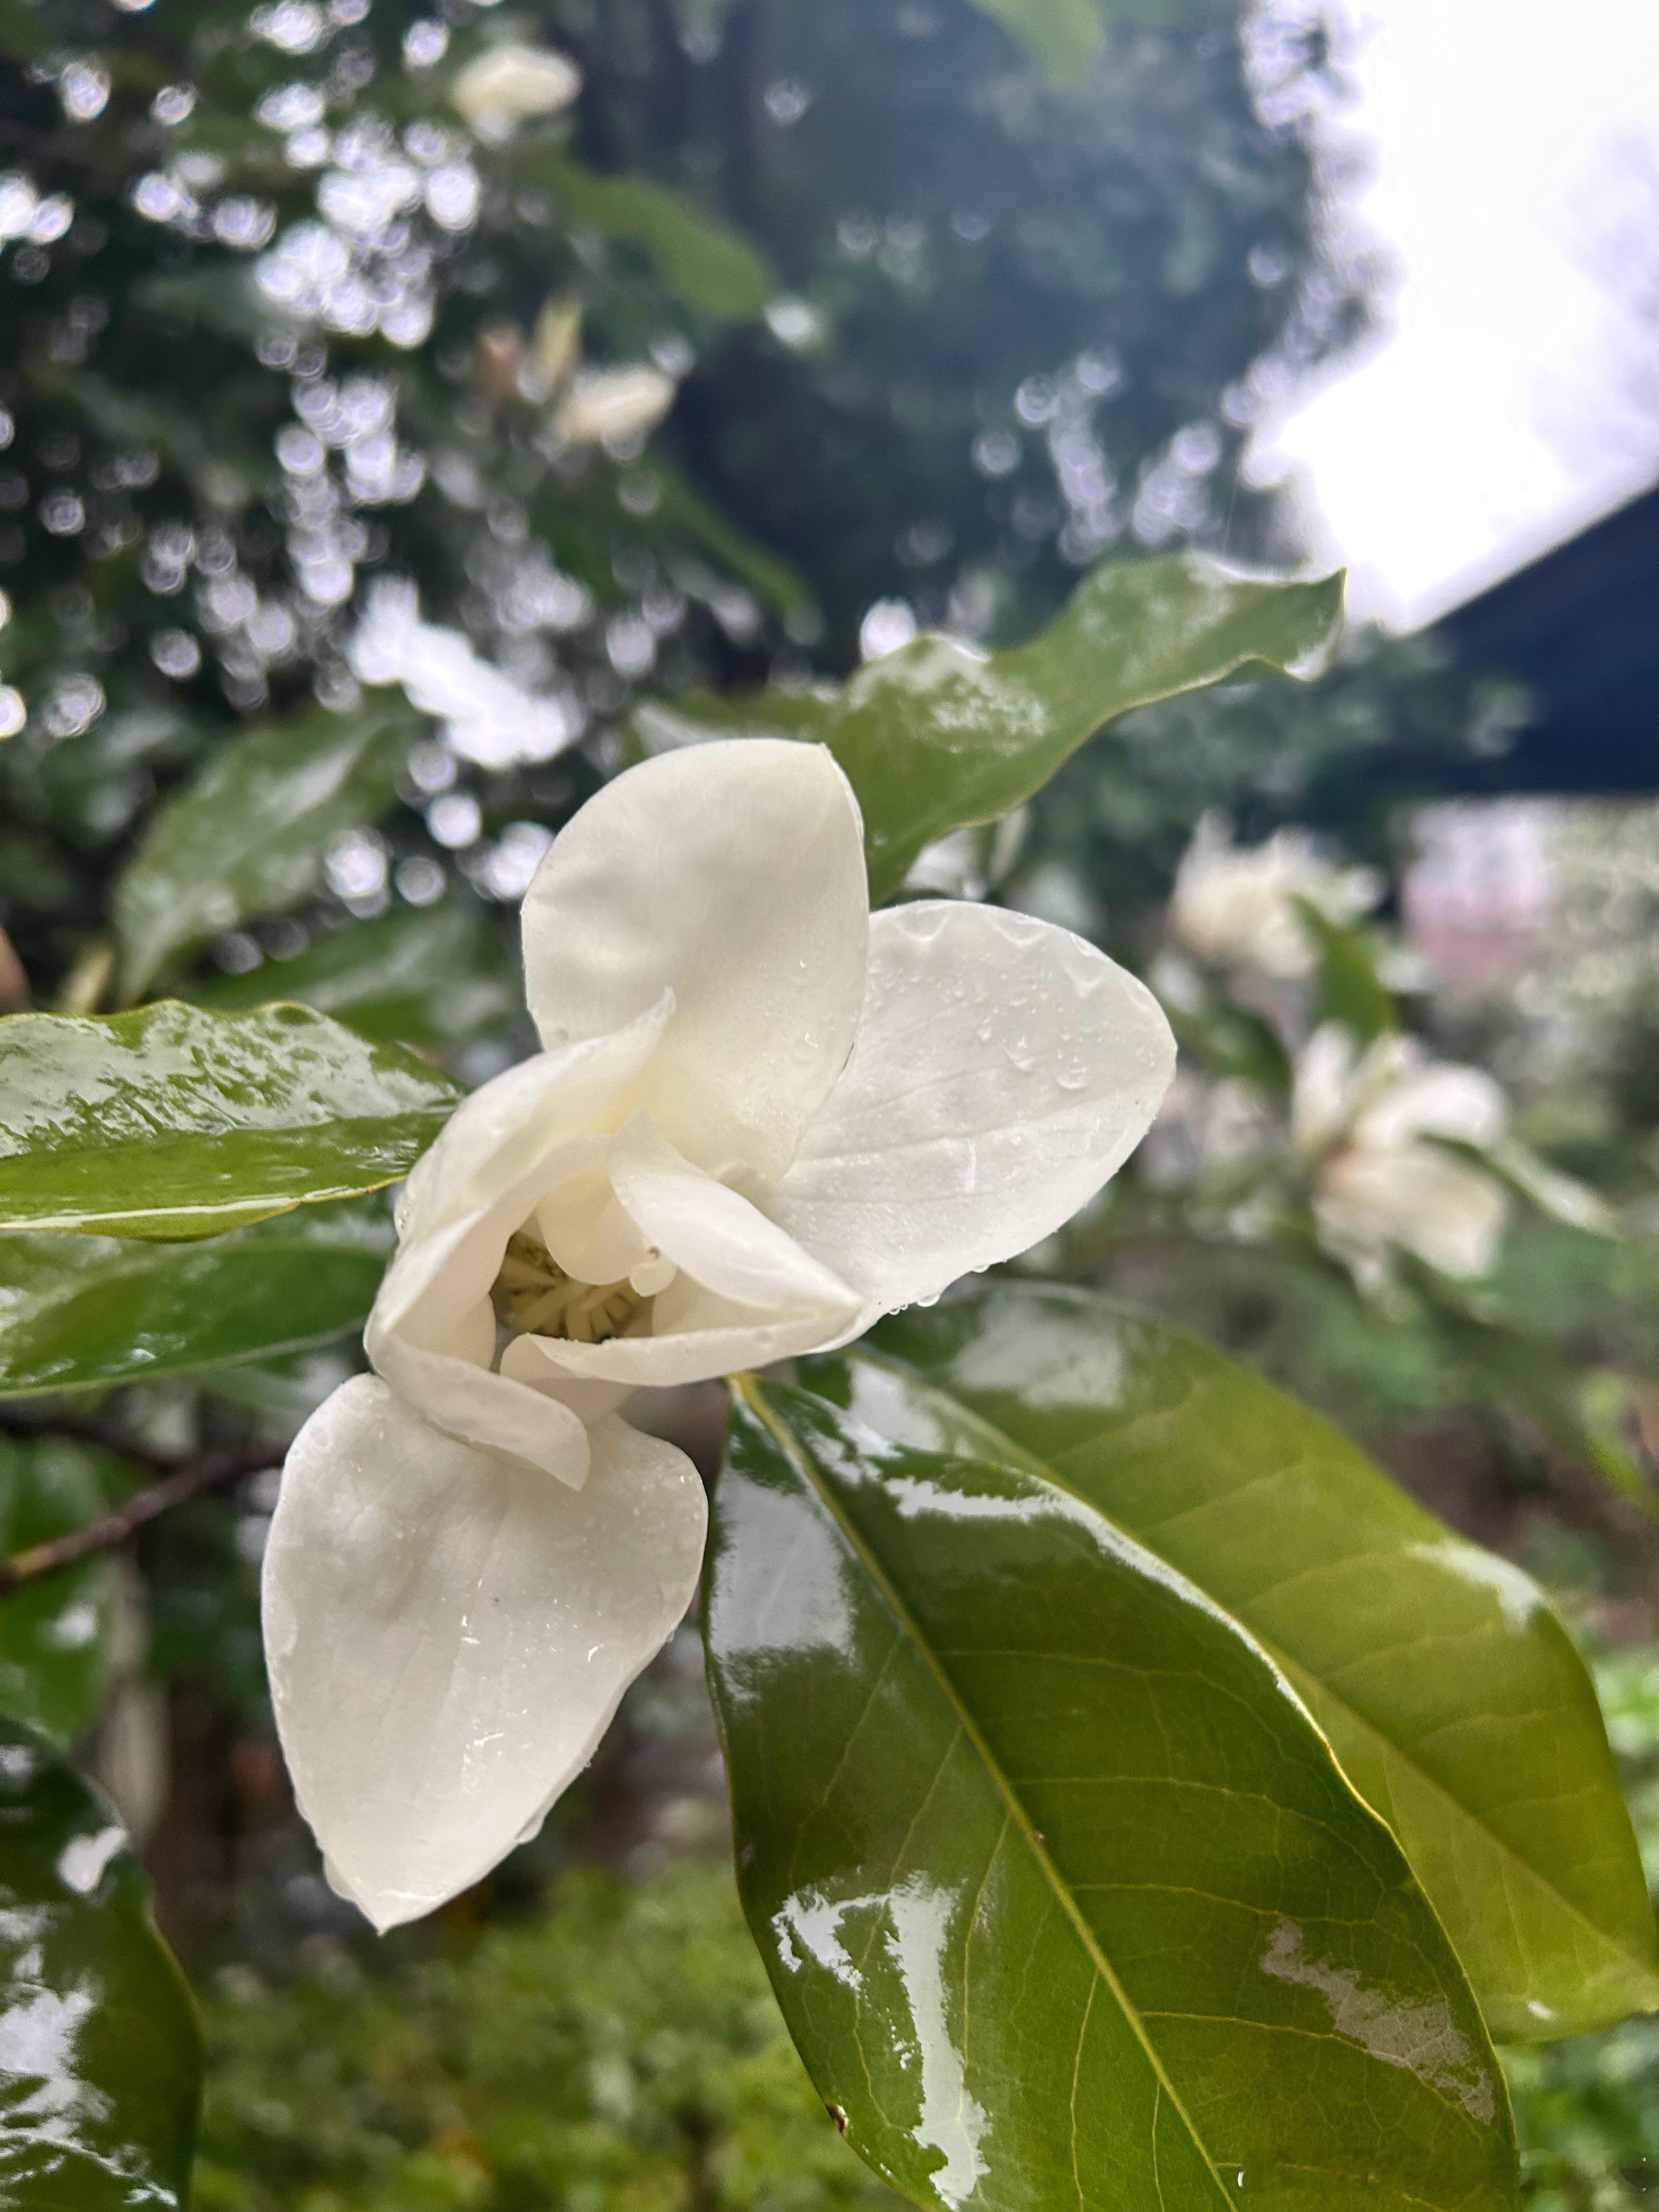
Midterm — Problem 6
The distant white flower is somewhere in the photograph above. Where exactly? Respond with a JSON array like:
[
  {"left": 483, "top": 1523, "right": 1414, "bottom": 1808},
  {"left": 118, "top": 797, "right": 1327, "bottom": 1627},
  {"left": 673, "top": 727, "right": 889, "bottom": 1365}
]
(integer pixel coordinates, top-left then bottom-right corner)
[
  {"left": 1171, "top": 814, "right": 1380, "bottom": 981},
  {"left": 1293, "top": 1023, "right": 1509, "bottom": 1283},
  {"left": 263, "top": 740, "right": 1175, "bottom": 1930},
  {"left": 450, "top": 43, "right": 582, "bottom": 140},
  {"left": 554, "top": 364, "right": 676, "bottom": 448},
  {"left": 349, "top": 579, "right": 582, "bottom": 769}
]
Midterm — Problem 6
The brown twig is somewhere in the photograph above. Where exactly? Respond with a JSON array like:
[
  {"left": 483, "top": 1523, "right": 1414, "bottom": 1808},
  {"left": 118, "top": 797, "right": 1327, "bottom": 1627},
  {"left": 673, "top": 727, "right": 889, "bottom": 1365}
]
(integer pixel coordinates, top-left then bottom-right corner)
[{"left": 0, "top": 1442, "right": 277, "bottom": 1595}]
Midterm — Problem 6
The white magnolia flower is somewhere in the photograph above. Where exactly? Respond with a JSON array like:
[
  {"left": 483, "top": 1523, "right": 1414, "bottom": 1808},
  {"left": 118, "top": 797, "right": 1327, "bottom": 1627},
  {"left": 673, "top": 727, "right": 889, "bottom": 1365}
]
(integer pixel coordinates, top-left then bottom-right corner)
[
  {"left": 1293, "top": 1022, "right": 1510, "bottom": 1283},
  {"left": 450, "top": 43, "right": 582, "bottom": 140},
  {"left": 1171, "top": 813, "right": 1380, "bottom": 981},
  {"left": 554, "top": 364, "right": 676, "bottom": 448},
  {"left": 263, "top": 740, "right": 1175, "bottom": 1929}
]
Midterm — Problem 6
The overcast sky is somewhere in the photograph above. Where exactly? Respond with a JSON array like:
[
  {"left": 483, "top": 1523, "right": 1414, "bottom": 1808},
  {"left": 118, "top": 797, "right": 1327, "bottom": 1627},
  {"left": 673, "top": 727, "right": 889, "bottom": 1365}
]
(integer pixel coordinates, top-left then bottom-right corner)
[{"left": 1248, "top": 0, "right": 1659, "bottom": 630}]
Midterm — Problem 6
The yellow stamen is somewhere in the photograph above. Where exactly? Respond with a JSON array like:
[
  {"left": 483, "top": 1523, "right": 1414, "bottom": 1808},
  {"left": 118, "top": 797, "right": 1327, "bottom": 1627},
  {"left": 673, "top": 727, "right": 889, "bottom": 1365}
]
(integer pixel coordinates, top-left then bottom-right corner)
[{"left": 490, "top": 1234, "right": 647, "bottom": 1346}]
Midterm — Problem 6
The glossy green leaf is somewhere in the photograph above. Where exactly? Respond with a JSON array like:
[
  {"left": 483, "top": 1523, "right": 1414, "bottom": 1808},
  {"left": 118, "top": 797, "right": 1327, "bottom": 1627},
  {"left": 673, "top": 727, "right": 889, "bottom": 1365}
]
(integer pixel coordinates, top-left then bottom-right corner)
[
  {"left": 710, "top": 1377, "right": 1516, "bottom": 2212},
  {"left": 833, "top": 1284, "right": 1659, "bottom": 2042},
  {"left": 633, "top": 554, "right": 1344, "bottom": 901},
  {"left": 112, "top": 699, "right": 417, "bottom": 1000},
  {"left": 0, "top": 1438, "right": 120, "bottom": 1743},
  {"left": 0, "top": 1001, "right": 459, "bottom": 1239},
  {"left": 0, "top": 1714, "right": 200, "bottom": 2208},
  {"left": 514, "top": 151, "right": 773, "bottom": 319},
  {"left": 194, "top": 902, "right": 521, "bottom": 1048},
  {"left": 0, "top": 1198, "right": 390, "bottom": 1400}
]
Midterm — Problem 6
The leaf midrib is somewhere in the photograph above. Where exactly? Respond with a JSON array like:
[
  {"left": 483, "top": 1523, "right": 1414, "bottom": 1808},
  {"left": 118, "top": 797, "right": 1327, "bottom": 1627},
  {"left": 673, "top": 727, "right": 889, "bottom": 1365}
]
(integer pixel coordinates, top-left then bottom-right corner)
[
  {"left": 738, "top": 1375, "right": 1238, "bottom": 2212},
  {"left": 847, "top": 1346, "right": 1659, "bottom": 2009}
]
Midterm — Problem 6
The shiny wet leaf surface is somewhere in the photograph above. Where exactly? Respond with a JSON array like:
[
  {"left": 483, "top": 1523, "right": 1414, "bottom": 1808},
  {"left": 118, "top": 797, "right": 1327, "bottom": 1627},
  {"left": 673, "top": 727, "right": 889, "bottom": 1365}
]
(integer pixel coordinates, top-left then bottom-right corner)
[
  {"left": 0, "top": 1197, "right": 390, "bottom": 1399},
  {"left": 0, "top": 1715, "right": 199, "bottom": 2208},
  {"left": 0, "top": 1002, "right": 458, "bottom": 1239},
  {"left": 708, "top": 1375, "right": 1517, "bottom": 2211},
  {"left": 636, "top": 555, "right": 1344, "bottom": 901},
  {"left": 838, "top": 1285, "right": 1659, "bottom": 2043}
]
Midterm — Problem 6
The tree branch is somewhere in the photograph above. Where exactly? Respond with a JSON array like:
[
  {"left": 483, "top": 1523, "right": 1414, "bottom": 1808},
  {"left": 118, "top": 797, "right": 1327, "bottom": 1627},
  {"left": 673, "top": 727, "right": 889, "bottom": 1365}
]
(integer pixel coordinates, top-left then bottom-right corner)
[{"left": 0, "top": 1438, "right": 278, "bottom": 1595}]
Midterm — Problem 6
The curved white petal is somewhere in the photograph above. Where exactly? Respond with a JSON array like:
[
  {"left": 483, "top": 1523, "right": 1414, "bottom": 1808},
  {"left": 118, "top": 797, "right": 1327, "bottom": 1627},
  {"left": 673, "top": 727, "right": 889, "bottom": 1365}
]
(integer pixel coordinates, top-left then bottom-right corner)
[
  {"left": 262, "top": 1377, "right": 706, "bottom": 1933},
  {"left": 1357, "top": 1062, "right": 1508, "bottom": 1152},
  {"left": 534, "top": 1159, "right": 652, "bottom": 1286},
  {"left": 503, "top": 1287, "right": 845, "bottom": 1391},
  {"left": 767, "top": 901, "right": 1176, "bottom": 1323},
  {"left": 369, "top": 1008, "right": 671, "bottom": 1486},
  {"left": 607, "top": 1114, "right": 855, "bottom": 1314},
  {"left": 1290, "top": 1022, "right": 1362, "bottom": 1155},
  {"left": 520, "top": 741, "right": 868, "bottom": 1180},
  {"left": 396, "top": 997, "right": 671, "bottom": 1245},
  {"left": 1319, "top": 1145, "right": 1510, "bottom": 1280}
]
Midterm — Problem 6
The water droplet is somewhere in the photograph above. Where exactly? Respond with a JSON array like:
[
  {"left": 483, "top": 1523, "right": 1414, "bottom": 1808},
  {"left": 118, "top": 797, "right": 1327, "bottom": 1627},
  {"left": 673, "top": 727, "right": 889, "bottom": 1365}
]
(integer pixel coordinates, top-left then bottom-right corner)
[{"left": 1056, "top": 1067, "right": 1087, "bottom": 1091}]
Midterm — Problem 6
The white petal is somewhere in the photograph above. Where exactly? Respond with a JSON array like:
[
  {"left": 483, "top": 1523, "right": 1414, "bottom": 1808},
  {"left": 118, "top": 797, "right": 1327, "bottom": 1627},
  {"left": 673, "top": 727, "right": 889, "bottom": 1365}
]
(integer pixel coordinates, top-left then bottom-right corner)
[
  {"left": 1319, "top": 1145, "right": 1509, "bottom": 1280},
  {"left": 369, "top": 1008, "right": 670, "bottom": 1486},
  {"left": 263, "top": 1377, "right": 706, "bottom": 1933},
  {"left": 504, "top": 1290, "right": 844, "bottom": 1390},
  {"left": 519, "top": 741, "right": 868, "bottom": 1181},
  {"left": 396, "top": 997, "right": 670, "bottom": 1246},
  {"left": 1356, "top": 1062, "right": 1509, "bottom": 1152},
  {"left": 767, "top": 901, "right": 1176, "bottom": 1322},
  {"left": 607, "top": 1114, "right": 855, "bottom": 1314},
  {"left": 1290, "top": 1022, "right": 1362, "bottom": 1155},
  {"left": 534, "top": 1159, "right": 653, "bottom": 1286}
]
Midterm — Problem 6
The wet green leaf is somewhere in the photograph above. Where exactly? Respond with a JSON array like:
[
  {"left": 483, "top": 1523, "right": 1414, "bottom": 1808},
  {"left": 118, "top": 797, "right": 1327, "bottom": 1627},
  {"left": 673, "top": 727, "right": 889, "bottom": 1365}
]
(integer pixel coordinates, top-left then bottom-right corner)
[
  {"left": 0, "top": 1439, "right": 121, "bottom": 1743},
  {"left": 112, "top": 701, "right": 417, "bottom": 1001},
  {"left": 0, "top": 1198, "right": 390, "bottom": 1400},
  {"left": 710, "top": 1375, "right": 1516, "bottom": 2212},
  {"left": 836, "top": 1284, "right": 1659, "bottom": 2042},
  {"left": 193, "top": 902, "right": 522, "bottom": 1049},
  {"left": 0, "top": 1001, "right": 459, "bottom": 1239},
  {"left": 0, "top": 1714, "right": 200, "bottom": 2208},
  {"left": 633, "top": 554, "right": 1344, "bottom": 901}
]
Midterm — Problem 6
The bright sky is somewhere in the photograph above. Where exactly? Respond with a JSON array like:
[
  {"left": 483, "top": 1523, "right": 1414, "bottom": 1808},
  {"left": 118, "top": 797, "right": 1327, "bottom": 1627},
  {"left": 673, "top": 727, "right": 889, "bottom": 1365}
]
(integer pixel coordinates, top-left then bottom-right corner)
[{"left": 1248, "top": 0, "right": 1659, "bottom": 631}]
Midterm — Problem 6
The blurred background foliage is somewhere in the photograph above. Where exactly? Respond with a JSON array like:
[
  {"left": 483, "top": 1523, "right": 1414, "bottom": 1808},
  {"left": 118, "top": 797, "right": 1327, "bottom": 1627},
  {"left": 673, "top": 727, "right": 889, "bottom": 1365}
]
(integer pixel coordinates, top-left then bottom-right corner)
[{"left": 1, "top": 0, "right": 1657, "bottom": 2200}]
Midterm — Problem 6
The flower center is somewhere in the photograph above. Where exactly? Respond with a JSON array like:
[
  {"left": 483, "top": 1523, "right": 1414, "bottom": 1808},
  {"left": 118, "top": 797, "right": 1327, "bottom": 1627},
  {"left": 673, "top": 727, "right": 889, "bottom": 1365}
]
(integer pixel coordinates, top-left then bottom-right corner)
[{"left": 492, "top": 1232, "right": 650, "bottom": 1346}]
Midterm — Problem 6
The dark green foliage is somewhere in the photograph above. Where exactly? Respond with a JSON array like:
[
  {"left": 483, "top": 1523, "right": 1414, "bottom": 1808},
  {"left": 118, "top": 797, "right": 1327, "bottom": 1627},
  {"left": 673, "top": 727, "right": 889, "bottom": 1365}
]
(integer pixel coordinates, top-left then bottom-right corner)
[
  {"left": 562, "top": 0, "right": 1355, "bottom": 654},
  {"left": 193, "top": 1860, "right": 902, "bottom": 2212},
  {"left": 0, "top": 0, "right": 780, "bottom": 1007}
]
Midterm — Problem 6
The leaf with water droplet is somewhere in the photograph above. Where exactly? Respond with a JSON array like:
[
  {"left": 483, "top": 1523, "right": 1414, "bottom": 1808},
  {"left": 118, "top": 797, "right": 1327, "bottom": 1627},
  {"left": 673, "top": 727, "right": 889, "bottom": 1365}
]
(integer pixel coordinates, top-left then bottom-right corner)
[
  {"left": 0, "top": 1714, "right": 200, "bottom": 2204},
  {"left": 842, "top": 1283, "right": 1659, "bottom": 2045},
  {"left": 710, "top": 1372, "right": 1517, "bottom": 2212},
  {"left": 634, "top": 555, "right": 1344, "bottom": 902}
]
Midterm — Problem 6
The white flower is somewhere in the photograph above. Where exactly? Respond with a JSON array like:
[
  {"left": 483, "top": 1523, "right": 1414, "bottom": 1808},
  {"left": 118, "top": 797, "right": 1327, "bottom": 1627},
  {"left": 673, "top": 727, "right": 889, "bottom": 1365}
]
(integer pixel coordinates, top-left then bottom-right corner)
[
  {"left": 1170, "top": 813, "right": 1380, "bottom": 981},
  {"left": 554, "top": 364, "right": 676, "bottom": 448},
  {"left": 1293, "top": 1023, "right": 1510, "bottom": 1283},
  {"left": 450, "top": 43, "right": 582, "bottom": 140},
  {"left": 263, "top": 740, "right": 1175, "bottom": 1929}
]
